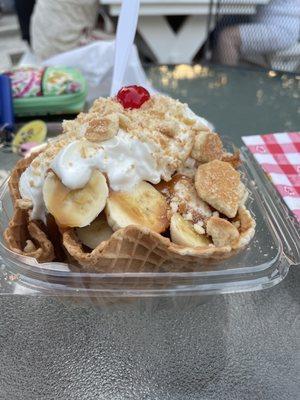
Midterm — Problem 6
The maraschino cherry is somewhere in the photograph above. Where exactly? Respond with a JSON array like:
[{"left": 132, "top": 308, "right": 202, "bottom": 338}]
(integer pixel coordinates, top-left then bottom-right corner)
[{"left": 117, "top": 85, "right": 150, "bottom": 109}]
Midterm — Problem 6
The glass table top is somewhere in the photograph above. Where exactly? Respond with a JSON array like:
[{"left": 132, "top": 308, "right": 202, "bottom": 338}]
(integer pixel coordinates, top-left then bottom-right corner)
[{"left": 147, "top": 64, "right": 300, "bottom": 145}]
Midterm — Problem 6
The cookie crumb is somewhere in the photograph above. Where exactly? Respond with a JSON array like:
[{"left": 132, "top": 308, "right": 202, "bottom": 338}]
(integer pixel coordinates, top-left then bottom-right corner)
[
  {"left": 193, "top": 222, "right": 205, "bottom": 235},
  {"left": 24, "top": 240, "right": 36, "bottom": 253},
  {"left": 16, "top": 199, "right": 33, "bottom": 210}
]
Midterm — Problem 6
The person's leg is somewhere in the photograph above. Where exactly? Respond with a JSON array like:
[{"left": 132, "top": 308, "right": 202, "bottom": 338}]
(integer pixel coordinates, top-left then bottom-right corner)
[
  {"left": 213, "top": 14, "right": 251, "bottom": 40},
  {"left": 14, "top": 0, "right": 36, "bottom": 44},
  {"left": 214, "top": 26, "right": 242, "bottom": 66},
  {"left": 239, "top": 20, "right": 300, "bottom": 62}
]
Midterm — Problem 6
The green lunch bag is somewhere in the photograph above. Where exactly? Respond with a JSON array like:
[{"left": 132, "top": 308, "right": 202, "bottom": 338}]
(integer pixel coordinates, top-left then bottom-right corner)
[{"left": 5, "top": 66, "right": 88, "bottom": 117}]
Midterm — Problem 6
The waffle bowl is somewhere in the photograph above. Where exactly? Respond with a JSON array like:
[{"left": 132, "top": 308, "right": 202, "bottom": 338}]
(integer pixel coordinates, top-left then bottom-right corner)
[
  {"left": 61, "top": 205, "right": 254, "bottom": 274},
  {"left": 4, "top": 152, "right": 56, "bottom": 263},
  {"left": 4, "top": 147, "right": 256, "bottom": 272},
  {"left": 4, "top": 148, "right": 255, "bottom": 272},
  {"left": 0, "top": 144, "right": 299, "bottom": 303}
]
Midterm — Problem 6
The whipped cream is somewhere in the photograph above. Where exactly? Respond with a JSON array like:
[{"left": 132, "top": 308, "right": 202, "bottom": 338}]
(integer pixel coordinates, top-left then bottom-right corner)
[
  {"left": 52, "top": 130, "right": 163, "bottom": 191},
  {"left": 19, "top": 161, "right": 48, "bottom": 222},
  {"left": 19, "top": 130, "right": 164, "bottom": 221}
]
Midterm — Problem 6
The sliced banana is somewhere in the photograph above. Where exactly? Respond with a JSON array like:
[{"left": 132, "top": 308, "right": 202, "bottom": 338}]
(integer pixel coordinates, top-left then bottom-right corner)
[
  {"left": 76, "top": 214, "right": 113, "bottom": 249},
  {"left": 170, "top": 213, "right": 210, "bottom": 248},
  {"left": 105, "top": 181, "right": 169, "bottom": 233},
  {"left": 43, "top": 170, "right": 108, "bottom": 228}
]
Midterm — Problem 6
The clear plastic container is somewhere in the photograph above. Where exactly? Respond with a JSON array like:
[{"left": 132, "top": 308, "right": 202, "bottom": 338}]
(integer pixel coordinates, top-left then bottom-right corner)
[{"left": 0, "top": 145, "right": 299, "bottom": 302}]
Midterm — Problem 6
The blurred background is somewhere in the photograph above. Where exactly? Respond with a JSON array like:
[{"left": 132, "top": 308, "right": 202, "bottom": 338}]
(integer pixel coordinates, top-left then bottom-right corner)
[{"left": 0, "top": 0, "right": 299, "bottom": 72}]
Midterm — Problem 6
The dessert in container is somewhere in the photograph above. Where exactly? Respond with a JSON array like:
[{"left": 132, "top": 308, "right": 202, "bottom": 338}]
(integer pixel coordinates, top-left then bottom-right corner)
[
  {"left": 1, "top": 142, "right": 299, "bottom": 302},
  {"left": 0, "top": 89, "right": 300, "bottom": 301}
]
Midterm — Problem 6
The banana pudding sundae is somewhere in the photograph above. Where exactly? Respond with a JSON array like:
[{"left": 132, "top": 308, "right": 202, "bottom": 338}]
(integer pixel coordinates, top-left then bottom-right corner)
[{"left": 5, "top": 86, "right": 255, "bottom": 272}]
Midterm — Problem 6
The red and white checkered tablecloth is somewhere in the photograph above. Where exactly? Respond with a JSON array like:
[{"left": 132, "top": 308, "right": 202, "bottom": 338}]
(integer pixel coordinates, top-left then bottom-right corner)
[{"left": 242, "top": 132, "right": 300, "bottom": 223}]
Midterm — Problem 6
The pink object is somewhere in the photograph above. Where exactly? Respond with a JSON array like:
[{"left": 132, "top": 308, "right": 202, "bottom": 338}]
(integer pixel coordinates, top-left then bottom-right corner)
[
  {"left": 242, "top": 132, "right": 300, "bottom": 223},
  {"left": 6, "top": 67, "right": 44, "bottom": 98},
  {"left": 20, "top": 142, "right": 39, "bottom": 156}
]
